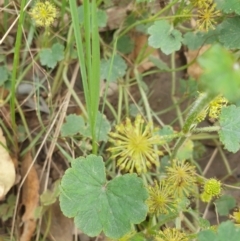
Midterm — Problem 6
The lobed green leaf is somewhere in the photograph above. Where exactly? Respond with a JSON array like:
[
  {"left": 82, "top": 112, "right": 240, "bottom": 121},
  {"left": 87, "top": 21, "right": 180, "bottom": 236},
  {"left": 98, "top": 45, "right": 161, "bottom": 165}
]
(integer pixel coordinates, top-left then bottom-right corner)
[
  {"left": 59, "top": 155, "right": 148, "bottom": 239},
  {"left": 100, "top": 54, "right": 127, "bottom": 82},
  {"left": 39, "top": 43, "right": 64, "bottom": 69},
  {"left": 215, "top": 0, "right": 240, "bottom": 15},
  {"left": 215, "top": 195, "right": 236, "bottom": 216},
  {"left": 148, "top": 20, "right": 182, "bottom": 55},
  {"left": 217, "top": 17, "right": 240, "bottom": 49}
]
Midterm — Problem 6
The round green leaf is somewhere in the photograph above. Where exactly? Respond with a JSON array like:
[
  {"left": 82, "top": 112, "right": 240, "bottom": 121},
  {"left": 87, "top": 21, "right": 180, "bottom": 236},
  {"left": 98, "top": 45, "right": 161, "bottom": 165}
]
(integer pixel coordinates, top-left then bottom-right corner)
[
  {"left": 100, "top": 54, "right": 127, "bottom": 82},
  {"left": 148, "top": 20, "right": 182, "bottom": 55},
  {"left": 78, "top": 5, "right": 107, "bottom": 28},
  {"left": 219, "top": 105, "right": 240, "bottom": 153},
  {"left": 39, "top": 43, "right": 64, "bottom": 69},
  {"left": 218, "top": 17, "right": 240, "bottom": 49},
  {"left": 59, "top": 155, "right": 148, "bottom": 239},
  {"left": 0, "top": 66, "right": 8, "bottom": 85},
  {"left": 61, "top": 114, "right": 85, "bottom": 137},
  {"left": 215, "top": 0, "right": 240, "bottom": 15},
  {"left": 215, "top": 195, "right": 236, "bottom": 216},
  {"left": 117, "top": 35, "right": 134, "bottom": 54}
]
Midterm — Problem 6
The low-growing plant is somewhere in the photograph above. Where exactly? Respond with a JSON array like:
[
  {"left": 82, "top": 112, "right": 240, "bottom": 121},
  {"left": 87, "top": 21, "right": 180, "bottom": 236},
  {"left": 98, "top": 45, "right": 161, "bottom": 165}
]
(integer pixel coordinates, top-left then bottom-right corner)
[
  {"left": 57, "top": 0, "right": 240, "bottom": 240},
  {"left": 1, "top": 0, "right": 240, "bottom": 240}
]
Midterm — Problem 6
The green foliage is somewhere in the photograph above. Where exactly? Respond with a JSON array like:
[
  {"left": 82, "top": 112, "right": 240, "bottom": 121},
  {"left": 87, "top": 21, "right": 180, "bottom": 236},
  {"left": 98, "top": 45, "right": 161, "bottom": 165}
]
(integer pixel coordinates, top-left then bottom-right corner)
[
  {"left": 61, "top": 114, "right": 85, "bottom": 137},
  {"left": 77, "top": 5, "right": 107, "bottom": 28},
  {"left": 176, "top": 140, "right": 193, "bottom": 161},
  {"left": 198, "top": 217, "right": 210, "bottom": 229},
  {"left": 117, "top": 35, "right": 134, "bottom": 54},
  {"left": 219, "top": 105, "right": 240, "bottom": 153},
  {"left": 35, "top": 181, "right": 60, "bottom": 219},
  {"left": 215, "top": 0, "right": 240, "bottom": 14},
  {"left": 39, "top": 43, "right": 64, "bottom": 69},
  {"left": 183, "top": 30, "right": 218, "bottom": 50},
  {"left": 148, "top": 20, "right": 182, "bottom": 55},
  {"left": 193, "top": 141, "right": 206, "bottom": 160},
  {"left": 0, "top": 66, "right": 8, "bottom": 86},
  {"left": 61, "top": 112, "right": 111, "bottom": 142},
  {"left": 198, "top": 44, "right": 240, "bottom": 102},
  {"left": 100, "top": 54, "right": 127, "bottom": 82},
  {"left": 4, "top": 0, "right": 240, "bottom": 239},
  {"left": 218, "top": 17, "right": 240, "bottom": 49},
  {"left": 130, "top": 233, "right": 147, "bottom": 241},
  {"left": 179, "top": 78, "right": 198, "bottom": 97},
  {"left": 81, "top": 112, "right": 111, "bottom": 142},
  {"left": 159, "top": 125, "right": 174, "bottom": 137},
  {"left": 0, "top": 194, "right": 16, "bottom": 221},
  {"left": 198, "top": 221, "right": 240, "bottom": 241},
  {"left": 59, "top": 155, "right": 148, "bottom": 239},
  {"left": 215, "top": 195, "right": 236, "bottom": 216},
  {"left": 40, "top": 180, "right": 60, "bottom": 206},
  {"left": 149, "top": 55, "right": 170, "bottom": 71}
]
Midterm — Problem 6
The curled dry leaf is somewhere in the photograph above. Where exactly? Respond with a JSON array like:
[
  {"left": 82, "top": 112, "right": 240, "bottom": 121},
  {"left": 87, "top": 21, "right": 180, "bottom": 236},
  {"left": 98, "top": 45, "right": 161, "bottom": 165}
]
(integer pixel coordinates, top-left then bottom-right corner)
[
  {"left": 0, "top": 127, "right": 16, "bottom": 200},
  {"left": 42, "top": 200, "right": 73, "bottom": 241},
  {"left": 129, "top": 32, "right": 159, "bottom": 74},
  {"left": 20, "top": 152, "right": 40, "bottom": 241}
]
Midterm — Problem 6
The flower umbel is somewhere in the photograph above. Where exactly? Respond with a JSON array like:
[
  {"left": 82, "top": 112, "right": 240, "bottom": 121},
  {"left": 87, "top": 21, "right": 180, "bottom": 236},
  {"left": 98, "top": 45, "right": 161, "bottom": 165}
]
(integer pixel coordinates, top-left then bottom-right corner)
[
  {"left": 166, "top": 160, "right": 197, "bottom": 197},
  {"left": 147, "top": 180, "right": 175, "bottom": 215},
  {"left": 208, "top": 95, "right": 228, "bottom": 119},
  {"left": 200, "top": 178, "right": 222, "bottom": 202},
  {"left": 196, "top": 3, "right": 221, "bottom": 31},
  {"left": 108, "top": 115, "right": 162, "bottom": 174},
  {"left": 196, "top": 94, "right": 228, "bottom": 123},
  {"left": 190, "top": 0, "right": 213, "bottom": 8},
  {"left": 155, "top": 228, "right": 189, "bottom": 241},
  {"left": 230, "top": 208, "right": 240, "bottom": 225},
  {"left": 30, "top": 1, "right": 57, "bottom": 28}
]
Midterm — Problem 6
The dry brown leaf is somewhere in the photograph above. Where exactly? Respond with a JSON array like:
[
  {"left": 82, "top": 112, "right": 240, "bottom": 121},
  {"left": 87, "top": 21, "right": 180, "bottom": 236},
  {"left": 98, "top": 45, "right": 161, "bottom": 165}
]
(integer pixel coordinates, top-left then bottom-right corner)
[
  {"left": 185, "top": 45, "right": 211, "bottom": 80},
  {"left": 129, "top": 32, "right": 159, "bottom": 74},
  {"left": 0, "top": 127, "right": 16, "bottom": 200},
  {"left": 20, "top": 152, "right": 39, "bottom": 241},
  {"left": 102, "top": 3, "right": 133, "bottom": 31},
  {"left": 41, "top": 200, "right": 73, "bottom": 241}
]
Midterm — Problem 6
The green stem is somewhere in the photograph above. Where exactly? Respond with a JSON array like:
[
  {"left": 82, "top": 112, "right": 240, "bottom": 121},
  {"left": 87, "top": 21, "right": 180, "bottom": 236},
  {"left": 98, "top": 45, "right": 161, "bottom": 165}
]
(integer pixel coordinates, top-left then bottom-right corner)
[
  {"left": 171, "top": 51, "right": 184, "bottom": 128},
  {"left": 105, "top": 99, "right": 118, "bottom": 120},
  {"left": 192, "top": 126, "right": 221, "bottom": 133},
  {"left": 3, "top": 0, "right": 9, "bottom": 31},
  {"left": 134, "top": 68, "right": 152, "bottom": 123},
  {"left": 10, "top": 0, "right": 27, "bottom": 139},
  {"left": 117, "top": 84, "right": 123, "bottom": 123},
  {"left": 171, "top": 93, "right": 215, "bottom": 160},
  {"left": 182, "top": 92, "right": 212, "bottom": 134}
]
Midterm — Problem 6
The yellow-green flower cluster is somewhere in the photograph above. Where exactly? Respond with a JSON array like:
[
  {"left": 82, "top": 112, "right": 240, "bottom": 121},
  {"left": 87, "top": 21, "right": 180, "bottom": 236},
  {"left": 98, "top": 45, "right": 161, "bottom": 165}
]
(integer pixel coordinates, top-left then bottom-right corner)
[
  {"left": 208, "top": 95, "right": 228, "bottom": 119},
  {"left": 200, "top": 178, "right": 222, "bottom": 203},
  {"left": 230, "top": 208, "right": 240, "bottom": 225},
  {"left": 30, "top": 1, "right": 57, "bottom": 28},
  {"left": 190, "top": 0, "right": 213, "bottom": 8},
  {"left": 108, "top": 115, "right": 162, "bottom": 174},
  {"left": 196, "top": 94, "right": 228, "bottom": 123},
  {"left": 147, "top": 180, "right": 176, "bottom": 216},
  {"left": 155, "top": 228, "right": 189, "bottom": 241},
  {"left": 190, "top": 0, "right": 221, "bottom": 31},
  {"left": 165, "top": 160, "right": 197, "bottom": 197}
]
